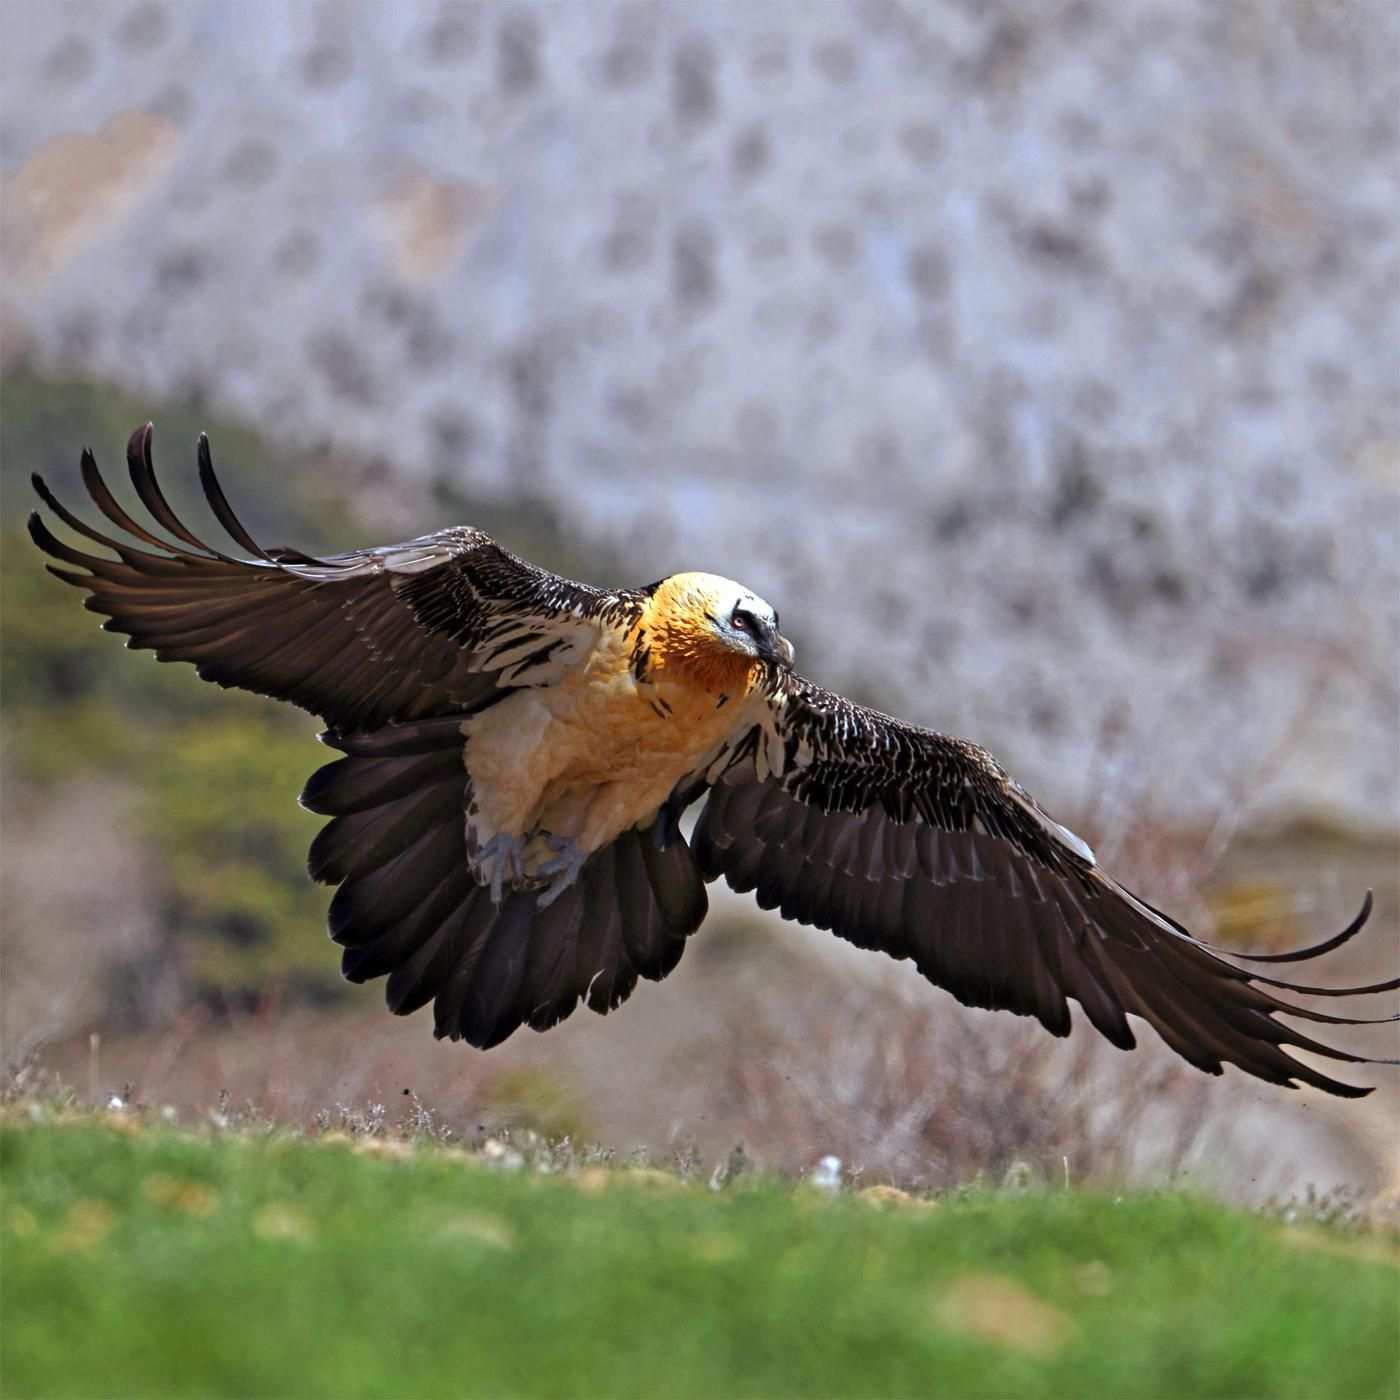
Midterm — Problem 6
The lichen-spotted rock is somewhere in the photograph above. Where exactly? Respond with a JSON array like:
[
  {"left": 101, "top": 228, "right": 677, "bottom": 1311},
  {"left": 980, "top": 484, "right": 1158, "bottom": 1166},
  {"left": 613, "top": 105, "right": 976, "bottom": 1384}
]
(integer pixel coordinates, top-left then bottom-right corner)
[{"left": 3, "top": 0, "right": 1396, "bottom": 831}]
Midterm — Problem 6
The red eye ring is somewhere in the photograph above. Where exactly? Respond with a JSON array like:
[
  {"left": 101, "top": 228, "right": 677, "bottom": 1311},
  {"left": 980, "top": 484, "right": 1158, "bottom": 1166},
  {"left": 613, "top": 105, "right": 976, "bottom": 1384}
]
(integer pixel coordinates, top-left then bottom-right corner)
[{"left": 731, "top": 612, "right": 748, "bottom": 630}]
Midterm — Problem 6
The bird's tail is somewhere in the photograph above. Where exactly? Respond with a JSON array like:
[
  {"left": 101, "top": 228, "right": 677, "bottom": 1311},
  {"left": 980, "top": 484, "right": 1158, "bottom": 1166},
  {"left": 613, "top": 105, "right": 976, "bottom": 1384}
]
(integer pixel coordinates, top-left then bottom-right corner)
[{"left": 301, "top": 718, "right": 707, "bottom": 1047}]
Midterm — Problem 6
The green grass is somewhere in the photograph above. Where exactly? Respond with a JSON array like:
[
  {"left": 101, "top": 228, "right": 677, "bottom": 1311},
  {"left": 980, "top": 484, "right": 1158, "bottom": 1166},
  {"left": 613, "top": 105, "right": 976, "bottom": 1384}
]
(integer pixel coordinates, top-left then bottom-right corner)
[{"left": 2, "top": 1116, "right": 1396, "bottom": 1399}]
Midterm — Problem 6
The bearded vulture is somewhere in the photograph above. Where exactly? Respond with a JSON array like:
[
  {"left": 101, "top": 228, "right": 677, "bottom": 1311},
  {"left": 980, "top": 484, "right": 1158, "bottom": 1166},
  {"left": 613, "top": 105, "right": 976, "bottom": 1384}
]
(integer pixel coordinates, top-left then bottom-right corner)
[{"left": 28, "top": 425, "right": 1398, "bottom": 1096}]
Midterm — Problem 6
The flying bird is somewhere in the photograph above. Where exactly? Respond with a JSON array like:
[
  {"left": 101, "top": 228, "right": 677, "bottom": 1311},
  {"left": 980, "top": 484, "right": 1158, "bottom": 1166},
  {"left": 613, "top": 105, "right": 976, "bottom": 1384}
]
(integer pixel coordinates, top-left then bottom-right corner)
[{"left": 28, "top": 425, "right": 1398, "bottom": 1095}]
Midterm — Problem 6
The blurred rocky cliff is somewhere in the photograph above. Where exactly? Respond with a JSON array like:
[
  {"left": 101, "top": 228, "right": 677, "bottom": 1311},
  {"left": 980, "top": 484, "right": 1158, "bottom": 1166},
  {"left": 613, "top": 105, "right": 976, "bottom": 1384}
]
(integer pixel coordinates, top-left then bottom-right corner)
[{"left": 3, "top": 0, "right": 1397, "bottom": 834}]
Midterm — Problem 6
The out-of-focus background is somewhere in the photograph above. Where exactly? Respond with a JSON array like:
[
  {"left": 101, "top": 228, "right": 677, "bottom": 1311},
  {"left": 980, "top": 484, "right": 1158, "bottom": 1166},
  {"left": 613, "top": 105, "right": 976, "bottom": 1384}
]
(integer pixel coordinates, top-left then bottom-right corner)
[{"left": 2, "top": 1, "right": 1396, "bottom": 1206}]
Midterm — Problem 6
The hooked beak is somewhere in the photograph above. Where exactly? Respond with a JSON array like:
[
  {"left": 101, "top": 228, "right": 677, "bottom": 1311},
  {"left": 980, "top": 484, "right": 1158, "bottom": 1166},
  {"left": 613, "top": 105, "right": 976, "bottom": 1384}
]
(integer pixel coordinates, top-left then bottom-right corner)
[{"left": 759, "top": 630, "right": 795, "bottom": 669}]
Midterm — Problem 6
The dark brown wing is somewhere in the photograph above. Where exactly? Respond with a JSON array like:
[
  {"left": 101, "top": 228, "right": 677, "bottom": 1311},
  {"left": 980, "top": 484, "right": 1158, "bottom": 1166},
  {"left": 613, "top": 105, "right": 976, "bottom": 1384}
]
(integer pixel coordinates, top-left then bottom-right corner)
[
  {"left": 28, "top": 423, "right": 640, "bottom": 733},
  {"left": 692, "top": 677, "right": 1397, "bottom": 1097}
]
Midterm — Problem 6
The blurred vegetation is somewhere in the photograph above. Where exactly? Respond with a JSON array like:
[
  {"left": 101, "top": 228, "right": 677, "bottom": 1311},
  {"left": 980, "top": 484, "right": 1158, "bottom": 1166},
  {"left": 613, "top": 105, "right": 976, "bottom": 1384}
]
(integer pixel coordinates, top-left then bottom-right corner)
[
  {"left": 475, "top": 1065, "right": 591, "bottom": 1143},
  {"left": 143, "top": 721, "right": 330, "bottom": 1005},
  {"left": 4, "top": 1112, "right": 1398, "bottom": 1399}
]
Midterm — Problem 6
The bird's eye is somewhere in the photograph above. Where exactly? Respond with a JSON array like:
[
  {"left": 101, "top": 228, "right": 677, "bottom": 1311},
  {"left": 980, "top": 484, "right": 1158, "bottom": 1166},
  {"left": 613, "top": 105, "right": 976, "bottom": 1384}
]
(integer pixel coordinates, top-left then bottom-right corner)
[{"left": 730, "top": 611, "right": 748, "bottom": 631}]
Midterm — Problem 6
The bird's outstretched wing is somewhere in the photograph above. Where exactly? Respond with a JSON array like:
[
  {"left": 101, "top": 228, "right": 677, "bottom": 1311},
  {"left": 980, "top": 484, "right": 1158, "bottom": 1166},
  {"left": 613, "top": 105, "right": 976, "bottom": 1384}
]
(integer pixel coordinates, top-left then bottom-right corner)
[
  {"left": 28, "top": 424, "right": 640, "bottom": 733},
  {"left": 693, "top": 677, "right": 1397, "bottom": 1097},
  {"left": 29, "top": 425, "right": 698, "bottom": 1049}
]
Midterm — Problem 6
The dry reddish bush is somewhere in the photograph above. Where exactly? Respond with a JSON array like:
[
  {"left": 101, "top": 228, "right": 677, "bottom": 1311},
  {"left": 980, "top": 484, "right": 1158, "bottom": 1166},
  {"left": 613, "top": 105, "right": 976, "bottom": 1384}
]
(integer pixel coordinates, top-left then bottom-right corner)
[{"left": 699, "top": 971, "right": 1225, "bottom": 1189}]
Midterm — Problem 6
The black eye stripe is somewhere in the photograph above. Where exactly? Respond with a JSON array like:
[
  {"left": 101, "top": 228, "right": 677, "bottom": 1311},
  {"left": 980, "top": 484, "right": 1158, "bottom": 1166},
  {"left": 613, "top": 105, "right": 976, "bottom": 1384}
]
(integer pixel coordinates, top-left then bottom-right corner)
[{"left": 729, "top": 605, "right": 773, "bottom": 633}]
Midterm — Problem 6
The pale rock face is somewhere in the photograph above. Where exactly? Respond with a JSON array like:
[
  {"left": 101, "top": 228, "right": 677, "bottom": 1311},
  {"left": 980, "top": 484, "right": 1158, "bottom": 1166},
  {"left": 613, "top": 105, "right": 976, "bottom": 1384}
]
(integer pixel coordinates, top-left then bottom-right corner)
[{"left": 2, "top": 0, "right": 1396, "bottom": 833}]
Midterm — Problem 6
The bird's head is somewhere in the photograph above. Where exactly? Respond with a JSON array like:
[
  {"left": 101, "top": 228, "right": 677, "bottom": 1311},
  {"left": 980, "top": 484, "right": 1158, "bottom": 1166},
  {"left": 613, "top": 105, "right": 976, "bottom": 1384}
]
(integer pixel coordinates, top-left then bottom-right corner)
[{"left": 642, "top": 572, "right": 794, "bottom": 690}]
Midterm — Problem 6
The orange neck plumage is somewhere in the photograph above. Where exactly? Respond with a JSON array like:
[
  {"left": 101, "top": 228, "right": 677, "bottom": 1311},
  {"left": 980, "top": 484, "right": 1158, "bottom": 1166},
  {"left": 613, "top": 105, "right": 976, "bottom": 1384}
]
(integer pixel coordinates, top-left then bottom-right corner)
[{"left": 634, "top": 576, "right": 758, "bottom": 696}]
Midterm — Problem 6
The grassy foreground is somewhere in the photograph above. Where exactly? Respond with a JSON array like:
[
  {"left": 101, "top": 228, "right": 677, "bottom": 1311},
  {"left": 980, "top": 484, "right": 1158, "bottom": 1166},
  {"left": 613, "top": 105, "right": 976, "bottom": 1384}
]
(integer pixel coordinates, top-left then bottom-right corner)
[{"left": 2, "top": 1115, "right": 1396, "bottom": 1400}]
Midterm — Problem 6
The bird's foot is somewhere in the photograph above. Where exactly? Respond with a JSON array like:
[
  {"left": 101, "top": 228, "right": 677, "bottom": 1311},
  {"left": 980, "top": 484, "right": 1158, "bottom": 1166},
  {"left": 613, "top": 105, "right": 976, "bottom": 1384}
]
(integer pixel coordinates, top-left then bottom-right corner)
[
  {"left": 474, "top": 831, "right": 527, "bottom": 907},
  {"left": 535, "top": 834, "right": 588, "bottom": 908}
]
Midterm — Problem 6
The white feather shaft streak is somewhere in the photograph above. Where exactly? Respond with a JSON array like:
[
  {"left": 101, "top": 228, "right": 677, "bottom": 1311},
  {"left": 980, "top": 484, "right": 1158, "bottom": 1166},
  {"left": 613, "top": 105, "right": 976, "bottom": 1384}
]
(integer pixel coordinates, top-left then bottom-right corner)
[{"left": 1006, "top": 789, "right": 1096, "bottom": 865}]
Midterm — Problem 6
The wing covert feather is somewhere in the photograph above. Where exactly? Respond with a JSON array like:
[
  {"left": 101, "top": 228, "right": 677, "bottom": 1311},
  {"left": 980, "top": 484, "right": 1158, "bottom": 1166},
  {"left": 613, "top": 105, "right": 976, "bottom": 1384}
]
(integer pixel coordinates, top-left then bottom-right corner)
[{"left": 28, "top": 425, "right": 641, "bottom": 732}]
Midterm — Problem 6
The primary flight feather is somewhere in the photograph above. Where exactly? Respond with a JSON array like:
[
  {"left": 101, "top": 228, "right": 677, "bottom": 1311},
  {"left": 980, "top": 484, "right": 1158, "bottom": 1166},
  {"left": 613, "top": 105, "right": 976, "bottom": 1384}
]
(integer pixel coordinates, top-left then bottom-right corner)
[{"left": 28, "top": 425, "right": 1397, "bottom": 1094}]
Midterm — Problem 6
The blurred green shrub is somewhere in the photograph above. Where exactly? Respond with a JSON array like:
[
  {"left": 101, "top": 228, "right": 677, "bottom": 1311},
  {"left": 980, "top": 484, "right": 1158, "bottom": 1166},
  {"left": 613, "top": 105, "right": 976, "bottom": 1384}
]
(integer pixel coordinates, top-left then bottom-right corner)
[
  {"left": 476, "top": 1065, "right": 590, "bottom": 1143},
  {"left": 141, "top": 700, "right": 332, "bottom": 1007}
]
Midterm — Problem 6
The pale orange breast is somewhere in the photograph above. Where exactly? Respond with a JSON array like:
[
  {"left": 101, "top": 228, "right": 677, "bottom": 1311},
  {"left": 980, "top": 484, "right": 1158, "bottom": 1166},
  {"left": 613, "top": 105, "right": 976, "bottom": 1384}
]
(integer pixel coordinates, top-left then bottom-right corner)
[
  {"left": 463, "top": 623, "right": 760, "bottom": 858},
  {"left": 549, "top": 625, "right": 742, "bottom": 783}
]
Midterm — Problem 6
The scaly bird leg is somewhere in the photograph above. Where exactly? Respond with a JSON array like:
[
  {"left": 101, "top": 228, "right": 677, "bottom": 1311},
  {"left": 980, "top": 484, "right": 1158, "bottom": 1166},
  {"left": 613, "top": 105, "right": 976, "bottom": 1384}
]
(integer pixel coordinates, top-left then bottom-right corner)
[
  {"left": 535, "top": 834, "right": 589, "bottom": 908},
  {"left": 474, "top": 831, "right": 528, "bottom": 907}
]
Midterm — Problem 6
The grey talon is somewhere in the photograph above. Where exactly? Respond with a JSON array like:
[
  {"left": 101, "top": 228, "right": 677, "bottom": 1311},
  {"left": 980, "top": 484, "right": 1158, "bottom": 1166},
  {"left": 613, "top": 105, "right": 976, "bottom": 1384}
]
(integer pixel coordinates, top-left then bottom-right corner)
[
  {"left": 476, "top": 831, "right": 526, "bottom": 906},
  {"left": 535, "top": 836, "right": 588, "bottom": 908}
]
